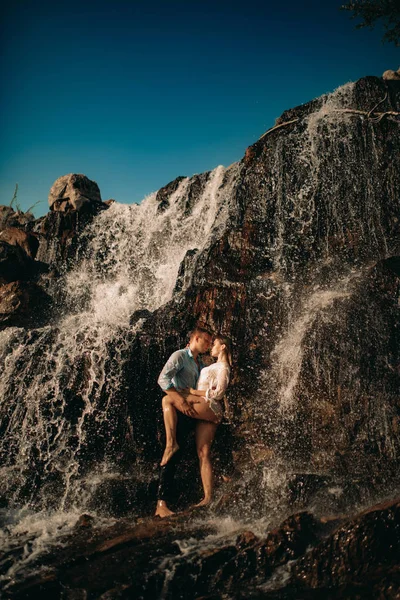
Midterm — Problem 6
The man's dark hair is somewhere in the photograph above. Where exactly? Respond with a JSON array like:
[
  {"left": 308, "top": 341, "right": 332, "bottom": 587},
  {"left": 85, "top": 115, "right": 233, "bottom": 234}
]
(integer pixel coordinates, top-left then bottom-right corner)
[{"left": 189, "top": 326, "right": 213, "bottom": 340}]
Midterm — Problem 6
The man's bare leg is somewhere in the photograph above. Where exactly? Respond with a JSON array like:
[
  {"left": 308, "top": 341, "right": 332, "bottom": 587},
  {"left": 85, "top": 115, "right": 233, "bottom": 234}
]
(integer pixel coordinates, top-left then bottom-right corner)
[
  {"left": 155, "top": 499, "right": 175, "bottom": 518},
  {"left": 195, "top": 421, "right": 218, "bottom": 506},
  {"left": 160, "top": 396, "right": 179, "bottom": 466}
]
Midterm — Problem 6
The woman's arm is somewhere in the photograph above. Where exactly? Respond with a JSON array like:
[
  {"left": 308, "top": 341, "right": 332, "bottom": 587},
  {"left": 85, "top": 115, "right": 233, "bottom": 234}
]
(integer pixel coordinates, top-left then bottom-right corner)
[
  {"left": 206, "top": 366, "right": 230, "bottom": 401},
  {"left": 188, "top": 387, "right": 207, "bottom": 396}
]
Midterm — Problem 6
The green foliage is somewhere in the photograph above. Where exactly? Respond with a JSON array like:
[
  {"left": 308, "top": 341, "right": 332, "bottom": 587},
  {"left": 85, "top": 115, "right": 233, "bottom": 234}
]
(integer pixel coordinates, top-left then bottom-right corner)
[{"left": 341, "top": 0, "right": 400, "bottom": 46}]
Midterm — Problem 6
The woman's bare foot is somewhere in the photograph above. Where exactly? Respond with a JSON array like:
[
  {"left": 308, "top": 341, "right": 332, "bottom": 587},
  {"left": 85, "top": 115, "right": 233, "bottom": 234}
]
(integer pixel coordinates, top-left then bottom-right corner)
[
  {"left": 193, "top": 497, "right": 211, "bottom": 508},
  {"left": 155, "top": 500, "right": 175, "bottom": 518},
  {"left": 160, "top": 443, "right": 179, "bottom": 466}
]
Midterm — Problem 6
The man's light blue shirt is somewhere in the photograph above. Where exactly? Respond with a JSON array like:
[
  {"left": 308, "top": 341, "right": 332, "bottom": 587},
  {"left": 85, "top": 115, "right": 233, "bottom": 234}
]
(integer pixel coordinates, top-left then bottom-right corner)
[{"left": 158, "top": 348, "right": 204, "bottom": 392}]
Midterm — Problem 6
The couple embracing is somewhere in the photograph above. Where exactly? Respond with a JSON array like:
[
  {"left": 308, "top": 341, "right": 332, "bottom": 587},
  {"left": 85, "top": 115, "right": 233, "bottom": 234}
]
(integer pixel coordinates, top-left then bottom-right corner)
[{"left": 155, "top": 327, "right": 232, "bottom": 518}]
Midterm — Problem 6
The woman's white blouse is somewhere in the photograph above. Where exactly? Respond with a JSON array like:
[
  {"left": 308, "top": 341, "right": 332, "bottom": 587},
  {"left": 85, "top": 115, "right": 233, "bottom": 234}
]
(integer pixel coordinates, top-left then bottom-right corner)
[{"left": 197, "top": 362, "right": 230, "bottom": 401}]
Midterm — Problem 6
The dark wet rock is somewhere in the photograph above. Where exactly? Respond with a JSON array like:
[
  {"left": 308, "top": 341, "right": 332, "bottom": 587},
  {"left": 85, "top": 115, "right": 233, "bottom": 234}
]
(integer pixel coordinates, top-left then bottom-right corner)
[
  {"left": 182, "top": 171, "right": 211, "bottom": 217},
  {"left": 48, "top": 173, "right": 102, "bottom": 212},
  {"left": 34, "top": 202, "right": 107, "bottom": 269},
  {"left": 74, "top": 514, "right": 95, "bottom": 529},
  {"left": 8, "top": 500, "right": 397, "bottom": 600},
  {"left": 0, "top": 241, "right": 32, "bottom": 282},
  {"left": 0, "top": 227, "right": 39, "bottom": 260},
  {"left": 0, "top": 280, "right": 52, "bottom": 327},
  {"left": 290, "top": 497, "right": 400, "bottom": 590},
  {"left": 156, "top": 176, "right": 186, "bottom": 213},
  {"left": 2, "top": 510, "right": 320, "bottom": 599},
  {"left": 247, "top": 497, "right": 400, "bottom": 600},
  {"left": 129, "top": 309, "right": 152, "bottom": 327},
  {"left": 173, "top": 248, "right": 199, "bottom": 293}
]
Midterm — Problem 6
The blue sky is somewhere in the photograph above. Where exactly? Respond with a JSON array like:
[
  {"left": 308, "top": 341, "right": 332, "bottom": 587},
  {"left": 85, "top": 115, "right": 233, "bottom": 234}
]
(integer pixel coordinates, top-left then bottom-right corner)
[{"left": 0, "top": 0, "right": 398, "bottom": 216}]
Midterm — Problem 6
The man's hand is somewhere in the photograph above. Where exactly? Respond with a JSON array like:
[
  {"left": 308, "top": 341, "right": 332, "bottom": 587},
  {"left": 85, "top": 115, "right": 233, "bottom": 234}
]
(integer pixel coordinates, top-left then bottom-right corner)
[
  {"left": 179, "top": 398, "right": 197, "bottom": 417},
  {"left": 165, "top": 388, "right": 199, "bottom": 417}
]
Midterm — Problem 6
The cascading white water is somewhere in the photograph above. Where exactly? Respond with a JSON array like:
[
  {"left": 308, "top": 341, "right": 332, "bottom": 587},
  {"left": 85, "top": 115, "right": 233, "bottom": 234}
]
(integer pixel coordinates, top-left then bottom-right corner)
[
  {"left": 271, "top": 270, "right": 362, "bottom": 411},
  {"left": 269, "top": 82, "right": 390, "bottom": 273},
  {"left": 0, "top": 164, "right": 239, "bottom": 512},
  {"left": 252, "top": 80, "right": 398, "bottom": 480}
]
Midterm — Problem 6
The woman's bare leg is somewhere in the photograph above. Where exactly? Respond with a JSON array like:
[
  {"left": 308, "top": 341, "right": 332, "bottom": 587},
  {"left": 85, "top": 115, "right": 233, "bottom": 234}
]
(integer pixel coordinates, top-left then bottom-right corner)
[
  {"left": 195, "top": 421, "right": 218, "bottom": 506},
  {"left": 160, "top": 396, "right": 179, "bottom": 466},
  {"left": 161, "top": 394, "right": 219, "bottom": 466},
  {"left": 182, "top": 395, "right": 221, "bottom": 423}
]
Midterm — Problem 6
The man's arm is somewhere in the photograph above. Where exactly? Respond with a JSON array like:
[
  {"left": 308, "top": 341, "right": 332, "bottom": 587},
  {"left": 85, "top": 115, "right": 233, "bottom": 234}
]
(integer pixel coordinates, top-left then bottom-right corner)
[
  {"left": 164, "top": 387, "right": 197, "bottom": 417},
  {"left": 158, "top": 351, "right": 196, "bottom": 417}
]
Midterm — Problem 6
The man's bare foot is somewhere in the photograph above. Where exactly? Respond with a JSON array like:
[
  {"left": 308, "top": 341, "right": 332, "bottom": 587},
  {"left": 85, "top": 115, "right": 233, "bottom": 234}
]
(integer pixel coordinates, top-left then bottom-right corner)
[
  {"left": 155, "top": 500, "right": 175, "bottom": 518},
  {"left": 193, "top": 497, "right": 211, "bottom": 508},
  {"left": 160, "top": 443, "right": 179, "bottom": 466}
]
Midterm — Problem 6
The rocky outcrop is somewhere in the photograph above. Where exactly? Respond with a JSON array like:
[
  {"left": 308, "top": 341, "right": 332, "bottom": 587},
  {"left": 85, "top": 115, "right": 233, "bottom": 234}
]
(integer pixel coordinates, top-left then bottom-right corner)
[
  {"left": 0, "top": 240, "right": 32, "bottom": 283},
  {"left": 0, "top": 227, "right": 39, "bottom": 260},
  {"left": 156, "top": 175, "right": 186, "bottom": 213},
  {"left": 0, "top": 77, "right": 399, "bottom": 598},
  {"left": 33, "top": 206, "right": 104, "bottom": 269},
  {"left": 383, "top": 67, "right": 400, "bottom": 80},
  {"left": 0, "top": 206, "right": 35, "bottom": 230},
  {"left": 48, "top": 173, "right": 102, "bottom": 212},
  {"left": 284, "top": 497, "right": 400, "bottom": 599},
  {"left": 123, "top": 76, "right": 400, "bottom": 485},
  {"left": 3, "top": 497, "right": 399, "bottom": 599}
]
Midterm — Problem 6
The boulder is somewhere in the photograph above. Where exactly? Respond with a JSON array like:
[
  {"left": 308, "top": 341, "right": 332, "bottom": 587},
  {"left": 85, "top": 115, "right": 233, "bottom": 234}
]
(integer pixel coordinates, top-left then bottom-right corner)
[
  {"left": 48, "top": 174, "right": 102, "bottom": 212},
  {"left": 0, "top": 227, "right": 39, "bottom": 259},
  {"left": 285, "top": 497, "right": 400, "bottom": 599},
  {"left": 383, "top": 68, "right": 400, "bottom": 81}
]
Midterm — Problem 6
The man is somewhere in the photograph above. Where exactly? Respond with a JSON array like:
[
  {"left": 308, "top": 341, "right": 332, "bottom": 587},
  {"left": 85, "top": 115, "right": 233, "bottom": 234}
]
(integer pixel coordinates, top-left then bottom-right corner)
[{"left": 155, "top": 326, "right": 213, "bottom": 518}]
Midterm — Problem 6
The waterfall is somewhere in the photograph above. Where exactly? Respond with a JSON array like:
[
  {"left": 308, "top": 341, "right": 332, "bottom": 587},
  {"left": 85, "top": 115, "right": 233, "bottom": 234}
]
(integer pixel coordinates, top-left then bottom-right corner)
[
  {"left": 271, "top": 270, "right": 362, "bottom": 411},
  {"left": 0, "top": 165, "right": 239, "bottom": 513},
  {"left": 249, "top": 80, "right": 399, "bottom": 482},
  {"left": 0, "top": 75, "right": 399, "bottom": 598}
]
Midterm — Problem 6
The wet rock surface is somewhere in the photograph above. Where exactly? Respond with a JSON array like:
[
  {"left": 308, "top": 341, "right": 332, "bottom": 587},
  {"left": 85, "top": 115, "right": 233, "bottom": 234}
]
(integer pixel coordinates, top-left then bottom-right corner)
[
  {"left": 0, "top": 280, "right": 52, "bottom": 327},
  {"left": 0, "top": 228, "right": 39, "bottom": 261},
  {"left": 0, "top": 76, "right": 399, "bottom": 598},
  {"left": 2, "top": 498, "right": 399, "bottom": 599}
]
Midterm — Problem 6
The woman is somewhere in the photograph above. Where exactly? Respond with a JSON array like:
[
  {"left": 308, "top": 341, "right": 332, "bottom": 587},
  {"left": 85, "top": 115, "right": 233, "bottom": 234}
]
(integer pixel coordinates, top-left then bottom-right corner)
[{"left": 160, "top": 336, "right": 232, "bottom": 506}]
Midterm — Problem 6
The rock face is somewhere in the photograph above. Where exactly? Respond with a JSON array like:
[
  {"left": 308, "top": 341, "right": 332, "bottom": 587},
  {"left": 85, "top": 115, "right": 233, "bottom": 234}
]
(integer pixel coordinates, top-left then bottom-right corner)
[
  {"left": 0, "top": 280, "right": 51, "bottom": 327},
  {"left": 48, "top": 173, "right": 102, "bottom": 212},
  {"left": 0, "top": 206, "right": 35, "bottom": 230},
  {"left": 0, "top": 74, "right": 399, "bottom": 599},
  {"left": 383, "top": 67, "right": 400, "bottom": 80},
  {"left": 2, "top": 498, "right": 399, "bottom": 599},
  {"left": 0, "top": 76, "right": 399, "bottom": 573},
  {"left": 126, "top": 76, "right": 400, "bottom": 487},
  {"left": 0, "top": 227, "right": 39, "bottom": 260}
]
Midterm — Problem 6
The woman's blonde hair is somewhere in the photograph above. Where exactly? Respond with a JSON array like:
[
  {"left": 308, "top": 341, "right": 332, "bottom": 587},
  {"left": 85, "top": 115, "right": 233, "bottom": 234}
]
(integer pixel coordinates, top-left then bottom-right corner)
[{"left": 215, "top": 335, "right": 233, "bottom": 367}]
